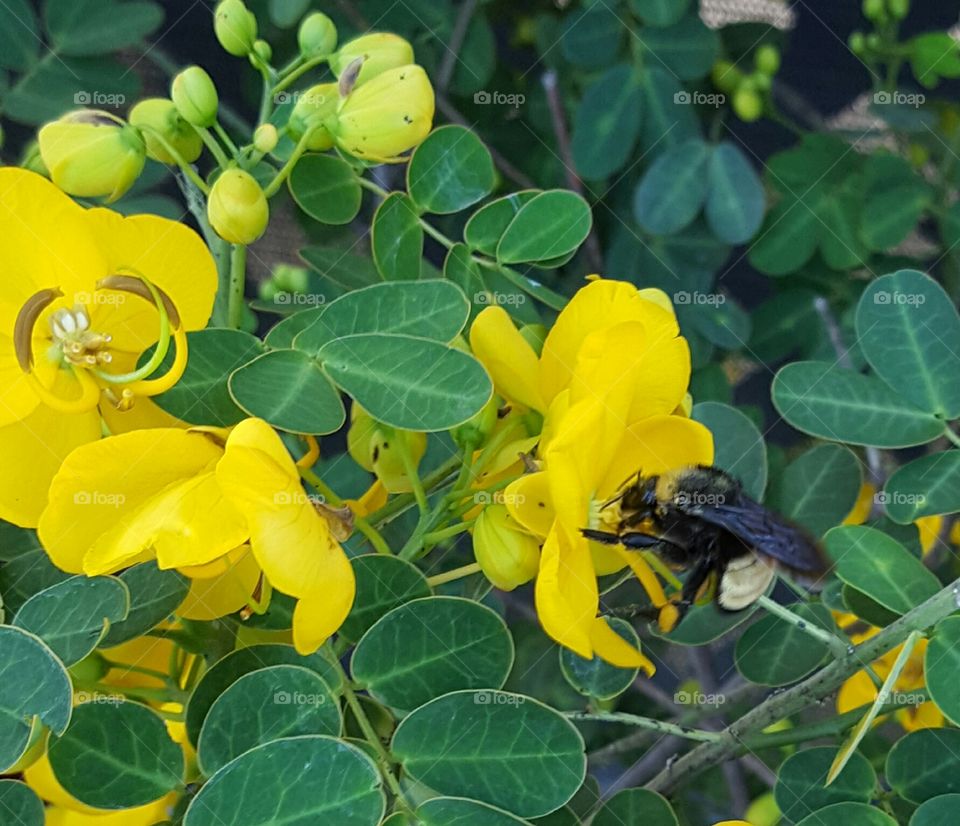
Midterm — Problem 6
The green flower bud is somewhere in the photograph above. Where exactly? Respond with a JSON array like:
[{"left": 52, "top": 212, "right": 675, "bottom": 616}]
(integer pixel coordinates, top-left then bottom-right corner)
[
  {"left": 299, "top": 12, "right": 338, "bottom": 57},
  {"left": 863, "top": 0, "right": 885, "bottom": 21},
  {"left": 171, "top": 66, "right": 219, "bottom": 128},
  {"left": 253, "top": 123, "right": 278, "bottom": 153},
  {"left": 258, "top": 280, "right": 278, "bottom": 301},
  {"left": 347, "top": 404, "right": 378, "bottom": 472},
  {"left": 215, "top": 0, "right": 257, "bottom": 57},
  {"left": 473, "top": 504, "right": 540, "bottom": 591},
  {"left": 288, "top": 83, "right": 338, "bottom": 150},
  {"left": 272, "top": 263, "right": 309, "bottom": 293},
  {"left": 207, "top": 169, "right": 269, "bottom": 244},
  {"left": 452, "top": 393, "right": 500, "bottom": 450},
  {"left": 334, "top": 65, "right": 435, "bottom": 163},
  {"left": 732, "top": 87, "right": 763, "bottom": 122},
  {"left": 711, "top": 60, "right": 743, "bottom": 94},
  {"left": 370, "top": 426, "right": 427, "bottom": 493},
  {"left": 754, "top": 44, "right": 781, "bottom": 76},
  {"left": 887, "top": 0, "right": 909, "bottom": 19},
  {"left": 37, "top": 110, "right": 146, "bottom": 203},
  {"left": 129, "top": 97, "right": 203, "bottom": 164},
  {"left": 330, "top": 33, "right": 414, "bottom": 87},
  {"left": 252, "top": 39, "right": 272, "bottom": 63},
  {"left": 849, "top": 31, "right": 866, "bottom": 54},
  {"left": 752, "top": 72, "right": 772, "bottom": 92},
  {"left": 20, "top": 140, "right": 48, "bottom": 176},
  {"left": 68, "top": 651, "right": 110, "bottom": 683}
]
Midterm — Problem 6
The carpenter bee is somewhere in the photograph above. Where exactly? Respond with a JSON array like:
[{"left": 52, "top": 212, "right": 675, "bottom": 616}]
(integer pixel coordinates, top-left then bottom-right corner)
[{"left": 582, "top": 465, "right": 827, "bottom": 630}]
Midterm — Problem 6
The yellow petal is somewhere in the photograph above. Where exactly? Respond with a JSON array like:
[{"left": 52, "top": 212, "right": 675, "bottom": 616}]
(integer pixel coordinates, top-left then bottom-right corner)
[
  {"left": 843, "top": 483, "right": 875, "bottom": 526},
  {"left": 293, "top": 589, "right": 355, "bottom": 654},
  {"left": 0, "top": 395, "right": 101, "bottom": 529},
  {"left": 917, "top": 515, "right": 942, "bottom": 557},
  {"left": 505, "top": 472, "right": 554, "bottom": 539},
  {"left": 178, "top": 547, "right": 261, "bottom": 620},
  {"left": 569, "top": 320, "right": 647, "bottom": 407},
  {"left": 626, "top": 336, "right": 691, "bottom": 421},
  {"left": 534, "top": 522, "right": 598, "bottom": 658},
  {"left": 38, "top": 429, "right": 224, "bottom": 571},
  {"left": 837, "top": 669, "right": 877, "bottom": 714},
  {"left": 590, "top": 616, "right": 656, "bottom": 675},
  {"left": 469, "top": 306, "right": 545, "bottom": 412}
]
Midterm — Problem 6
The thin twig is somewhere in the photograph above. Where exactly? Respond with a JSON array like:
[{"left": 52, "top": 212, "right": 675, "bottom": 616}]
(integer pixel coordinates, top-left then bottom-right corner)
[{"left": 438, "top": 0, "right": 478, "bottom": 91}]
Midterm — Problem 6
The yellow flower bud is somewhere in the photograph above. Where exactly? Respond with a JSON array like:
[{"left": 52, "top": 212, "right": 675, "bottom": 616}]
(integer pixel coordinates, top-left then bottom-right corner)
[
  {"left": 330, "top": 33, "right": 414, "bottom": 87},
  {"left": 473, "top": 505, "right": 540, "bottom": 591},
  {"left": 334, "top": 65, "right": 435, "bottom": 163},
  {"left": 299, "top": 12, "right": 337, "bottom": 57},
  {"left": 347, "top": 404, "right": 378, "bottom": 472},
  {"left": 370, "top": 426, "right": 427, "bottom": 493},
  {"left": 37, "top": 110, "right": 146, "bottom": 202},
  {"left": 207, "top": 169, "right": 269, "bottom": 244},
  {"left": 253, "top": 123, "right": 278, "bottom": 153},
  {"left": 171, "top": 66, "right": 219, "bottom": 128},
  {"left": 288, "top": 83, "right": 338, "bottom": 150},
  {"left": 215, "top": 0, "right": 257, "bottom": 57},
  {"left": 452, "top": 393, "right": 499, "bottom": 449},
  {"left": 129, "top": 98, "right": 203, "bottom": 164}
]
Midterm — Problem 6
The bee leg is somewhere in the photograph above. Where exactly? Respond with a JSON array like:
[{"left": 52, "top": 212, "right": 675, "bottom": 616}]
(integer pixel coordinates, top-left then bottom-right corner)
[
  {"left": 674, "top": 554, "right": 718, "bottom": 619},
  {"left": 581, "top": 528, "right": 689, "bottom": 557}
]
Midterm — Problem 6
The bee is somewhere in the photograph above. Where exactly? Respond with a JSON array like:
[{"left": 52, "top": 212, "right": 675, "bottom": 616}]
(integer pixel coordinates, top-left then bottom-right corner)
[{"left": 582, "top": 465, "right": 828, "bottom": 630}]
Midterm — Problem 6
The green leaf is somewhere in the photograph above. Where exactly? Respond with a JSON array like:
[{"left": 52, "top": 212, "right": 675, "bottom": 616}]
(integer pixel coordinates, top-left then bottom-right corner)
[
  {"left": 0, "top": 780, "right": 44, "bottom": 826},
  {"left": 654, "top": 601, "right": 761, "bottom": 645},
  {"left": 860, "top": 158, "right": 930, "bottom": 251},
  {"left": 924, "top": 616, "right": 960, "bottom": 726},
  {"left": 559, "top": 618, "right": 640, "bottom": 700},
  {"left": 0, "top": 0, "right": 38, "bottom": 71},
  {"left": 416, "top": 797, "right": 528, "bottom": 825},
  {"left": 771, "top": 444, "right": 862, "bottom": 537},
  {"left": 706, "top": 142, "right": 765, "bottom": 244},
  {"left": 13, "top": 576, "right": 128, "bottom": 665},
  {"left": 634, "top": 139, "right": 711, "bottom": 235},
  {"left": 796, "top": 803, "right": 894, "bottom": 826},
  {"left": 560, "top": 5, "right": 624, "bottom": 68},
  {"left": 0, "top": 548, "right": 71, "bottom": 615},
  {"left": 910, "top": 32, "right": 960, "bottom": 88},
  {"left": 842, "top": 584, "right": 900, "bottom": 627},
  {"left": 294, "top": 280, "right": 469, "bottom": 353},
  {"left": 48, "top": 700, "right": 183, "bottom": 808},
  {"left": 464, "top": 191, "right": 539, "bottom": 256},
  {"left": 882, "top": 451, "right": 960, "bottom": 524},
  {"left": 0, "top": 627, "right": 71, "bottom": 771},
  {"left": 683, "top": 295, "right": 752, "bottom": 352},
  {"left": 818, "top": 190, "right": 868, "bottom": 269},
  {"left": 407, "top": 125, "right": 495, "bottom": 214},
  {"left": 340, "top": 555, "right": 431, "bottom": 642},
  {"left": 352, "top": 596, "right": 513, "bottom": 711},
  {"left": 229, "top": 349, "right": 345, "bottom": 434},
  {"left": 319, "top": 334, "right": 492, "bottom": 431},
  {"left": 735, "top": 603, "right": 832, "bottom": 686},
  {"left": 571, "top": 65, "right": 643, "bottom": 180},
  {"left": 300, "top": 245, "right": 382, "bottom": 297},
  {"left": 824, "top": 525, "right": 941, "bottom": 615},
  {"left": 772, "top": 361, "right": 945, "bottom": 448},
  {"left": 185, "top": 643, "right": 340, "bottom": 746},
  {"left": 101, "top": 562, "right": 189, "bottom": 646},
  {"left": 184, "top": 736, "right": 384, "bottom": 826},
  {"left": 637, "top": 67, "right": 700, "bottom": 152},
  {"left": 856, "top": 270, "right": 960, "bottom": 419},
  {"left": 692, "top": 401, "right": 767, "bottom": 499},
  {"left": 640, "top": 14, "right": 719, "bottom": 80},
  {"left": 629, "top": 0, "right": 690, "bottom": 26},
  {"left": 748, "top": 198, "right": 821, "bottom": 276},
  {"left": 774, "top": 746, "right": 877, "bottom": 822},
  {"left": 592, "top": 789, "right": 678, "bottom": 826},
  {"left": 444, "top": 244, "right": 486, "bottom": 318},
  {"left": 749, "top": 289, "right": 822, "bottom": 362},
  {"left": 151, "top": 329, "right": 265, "bottom": 427},
  {"left": 197, "top": 664, "right": 341, "bottom": 775},
  {"left": 887, "top": 728, "right": 960, "bottom": 803},
  {"left": 392, "top": 690, "right": 585, "bottom": 818},
  {"left": 288, "top": 154, "right": 362, "bottom": 225},
  {"left": 911, "top": 794, "right": 960, "bottom": 826},
  {"left": 264, "top": 309, "right": 323, "bottom": 349},
  {"left": 45, "top": 0, "right": 163, "bottom": 56},
  {"left": 496, "top": 191, "right": 592, "bottom": 265},
  {"left": 371, "top": 193, "right": 424, "bottom": 280}
]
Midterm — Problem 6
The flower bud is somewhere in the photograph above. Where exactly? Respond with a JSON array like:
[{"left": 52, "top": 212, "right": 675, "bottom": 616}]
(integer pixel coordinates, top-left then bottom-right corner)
[
  {"left": 299, "top": 12, "right": 338, "bottom": 57},
  {"left": 370, "top": 426, "right": 426, "bottom": 493},
  {"left": 754, "top": 44, "right": 781, "bottom": 76},
  {"left": 888, "top": 0, "right": 909, "bottom": 20},
  {"left": 452, "top": 393, "right": 499, "bottom": 450},
  {"left": 711, "top": 60, "right": 742, "bottom": 94},
  {"left": 215, "top": 0, "right": 257, "bottom": 57},
  {"left": 473, "top": 504, "right": 540, "bottom": 591},
  {"left": 347, "top": 404, "right": 378, "bottom": 472},
  {"left": 20, "top": 140, "right": 47, "bottom": 176},
  {"left": 732, "top": 87, "right": 763, "bottom": 122},
  {"left": 129, "top": 98, "right": 203, "bottom": 164},
  {"left": 273, "top": 263, "right": 309, "bottom": 294},
  {"left": 37, "top": 110, "right": 146, "bottom": 202},
  {"left": 334, "top": 65, "right": 435, "bottom": 163},
  {"left": 330, "top": 33, "right": 414, "bottom": 86},
  {"left": 207, "top": 169, "right": 269, "bottom": 244},
  {"left": 288, "top": 83, "right": 338, "bottom": 150},
  {"left": 252, "top": 39, "right": 272, "bottom": 64},
  {"left": 171, "top": 66, "right": 219, "bottom": 128},
  {"left": 253, "top": 123, "right": 278, "bottom": 153},
  {"left": 863, "top": 0, "right": 886, "bottom": 21}
]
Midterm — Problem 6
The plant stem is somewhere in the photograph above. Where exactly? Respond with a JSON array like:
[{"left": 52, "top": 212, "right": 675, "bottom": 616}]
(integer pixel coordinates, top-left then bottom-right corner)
[
  {"left": 263, "top": 131, "right": 314, "bottom": 197},
  {"left": 755, "top": 594, "right": 851, "bottom": 659},
  {"left": 271, "top": 55, "right": 328, "bottom": 94},
  {"left": 366, "top": 456, "right": 462, "bottom": 528},
  {"left": 944, "top": 426, "right": 960, "bottom": 449},
  {"left": 299, "top": 467, "right": 393, "bottom": 556},
  {"left": 213, "top": 121, "right": 240, "bottom": 157},
  {"left": 427, "top": 561, "right": 482, "bottom": 587},
  {"left": 396, "top": 437, "right": 429, "bottom": 517},
  {"left": 565, "top": 711, "right": 723, "bottom": 743},
  {"left": 197, "top": 126, "right": 231, "bottom": 168},
  {"left": 423, "top": 521, "right": 475, "bottom": 546},
  {"left": 227, "top": 244, "right": 247, "bottom": 329},
  {"left": 646, "top": 578, "right": 960, "bottom": 794},
  {"left": 137, "top": 125, "right": 210, "bottom": 193}
]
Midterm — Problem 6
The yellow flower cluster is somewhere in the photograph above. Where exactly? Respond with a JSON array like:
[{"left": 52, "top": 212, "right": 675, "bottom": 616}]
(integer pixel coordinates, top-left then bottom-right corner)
[{"left": 469, "top": 278, "right": 714, "bottom": 670}]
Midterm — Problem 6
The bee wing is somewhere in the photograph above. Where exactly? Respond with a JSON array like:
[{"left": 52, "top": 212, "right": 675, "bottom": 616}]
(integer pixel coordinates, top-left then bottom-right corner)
[{"left": 692, "top": 500, "right": 826, "bottom": 574}]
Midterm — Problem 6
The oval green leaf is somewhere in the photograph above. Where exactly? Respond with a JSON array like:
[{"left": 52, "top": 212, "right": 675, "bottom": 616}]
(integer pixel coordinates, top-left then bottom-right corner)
[
  {"left": 634, "top": 139, "right": 711, "bottom": 235},
  {"left": 882, "top": 451, "right": 960, "bottom": 524},
  {"left": 0, "top": 780, "right": 44, "bottom": 826},
  {"left": 735, "top": 603, "right": 832, "bottom": 686},
  {"left": 748, "top": 198, "right": 821, "bottom": 276},
  {"left": 339, "top": 555, "right": 431, "bottom": 642},
  {"left": 887, "top": 728, "right": 960, "bottom": 803},
  {"left": 911, "top": 794, "right": 960, "bottom": 826},
  {"left": 692, "top": 401, "right": 767, "bottom": 499},
  {"left": 640, "top": 14, "right": 719, "bottom": 80},
  {"left": 392, "top": 690, "right": 585, "bottom": 818},
  {"left": 288, "top": 153, "right": 362, "bottom": 225},
  {"left": 407, "top": 125, "right": 495, "bottom": 214},
  {"left": 416, "top": 797, "right": 528, "bottom": 825},
  {"left": 706, "top": 142, "right": 765, "bottom": 244},
  {"left": 100, "top": 562, "right": 189, "bottom": 647},
  {"left": 464, "top": 191, "right": 539, "bottom": 256},
  {"left": 592, "top": 788, "right": 678, "bottom": 826},
  {"left": 571, "top": 65, "right": 643, "bottom": 180},
  {"left": 372, "top": 193, "right": 424, "bottom": 280},
  {"left": 559, "top": 617, "right": 640, "bottom": 700},
  {"left": 924, "top": 616, "right": 960, "bottom": 726},
  {"left": 774, "top": 746, "right": 877, "bottom": 822},
  {"left": 796, "top": 802, "right": 895, "bottom": 826},
  {"left": 496, "top": 190, "right": 592, "bottom": 265}
]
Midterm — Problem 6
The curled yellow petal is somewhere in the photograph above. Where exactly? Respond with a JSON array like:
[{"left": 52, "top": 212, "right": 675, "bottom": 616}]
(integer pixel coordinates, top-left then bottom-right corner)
[
  {"left": 469, "top": 306, "right": 545, "bottom": 413},
  {"left": 590, "top": 616, "right": 656, "bottom": 675}
]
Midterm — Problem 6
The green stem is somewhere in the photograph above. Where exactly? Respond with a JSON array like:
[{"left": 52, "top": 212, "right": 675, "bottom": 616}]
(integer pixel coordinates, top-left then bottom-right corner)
[
  {"left": 213, "top": 121, "right": 240, "bottom": 157},
  {"left": 263, "top": 130, "right": 314, "bottom": 197},
  {"left": 100, "top": 660, "right": 174, "bottom": 684},
  {"left": 227, "top": 244, "right": 247, "bottom": 329},
  {"left": 427, "top": 561, "right": 482, "bottom": 587},
  {"left": 137, "top": 125, "right": 210, "bottom": 194},
  {"left": 565, "top": 711, "right": 723, "bottom": 743},
  {"left": 396, "top": 437, "right": 429, "bottom": 517},
  {"left": 271, "top": 55, "right": 328, "bottom": 94},
  {"left": 423, "top": 520, "right": 475, "bottom": 546},
  {"left": 755, "top": 594, "right": 851, "bottom": 659},
  {"left": 197, "top": 126, "right": 231, "bottom": 168},
  {"left": 944, "top": 426, "right": 960, "bottom": 449},
  {"left": 365, "top": 456, "right": 462, "bottom": 528},
  {"left": 299, "top": 468, "right": 393, "bottom": 556}
]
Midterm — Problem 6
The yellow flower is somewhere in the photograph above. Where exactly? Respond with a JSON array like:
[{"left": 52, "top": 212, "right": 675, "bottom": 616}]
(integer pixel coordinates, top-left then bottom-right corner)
[
  {"left": 37, "top": 419, "right": 356, "bottom": 654},
  {"left": 0, "top": 168, "right": 216, "bottom": 527},
  {"left": 330, "top": 33, "right": 414, "bottom": 86},
  {"left": 473, "top": 504, "right": 540, "bottom": 590},
  {"left": 128, "top": 98, "right": 202, "bottom": 164}
]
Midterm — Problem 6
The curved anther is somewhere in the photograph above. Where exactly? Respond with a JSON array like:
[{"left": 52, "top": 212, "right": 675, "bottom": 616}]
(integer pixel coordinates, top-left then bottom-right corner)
[
  {"left": 13, "top": 288, "right": 63, "bottom": 371},
  {"left": 96, "top": 274, "right": 182, "bottom": 328}
]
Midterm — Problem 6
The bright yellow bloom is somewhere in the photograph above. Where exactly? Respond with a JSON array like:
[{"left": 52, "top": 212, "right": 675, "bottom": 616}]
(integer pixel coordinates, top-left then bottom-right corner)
[
  {"left": 37, "top": 419, "right": 355, "bottom": 654},
  {"left": 0, "top": 168, "right": 216, "bottom": 526}
]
